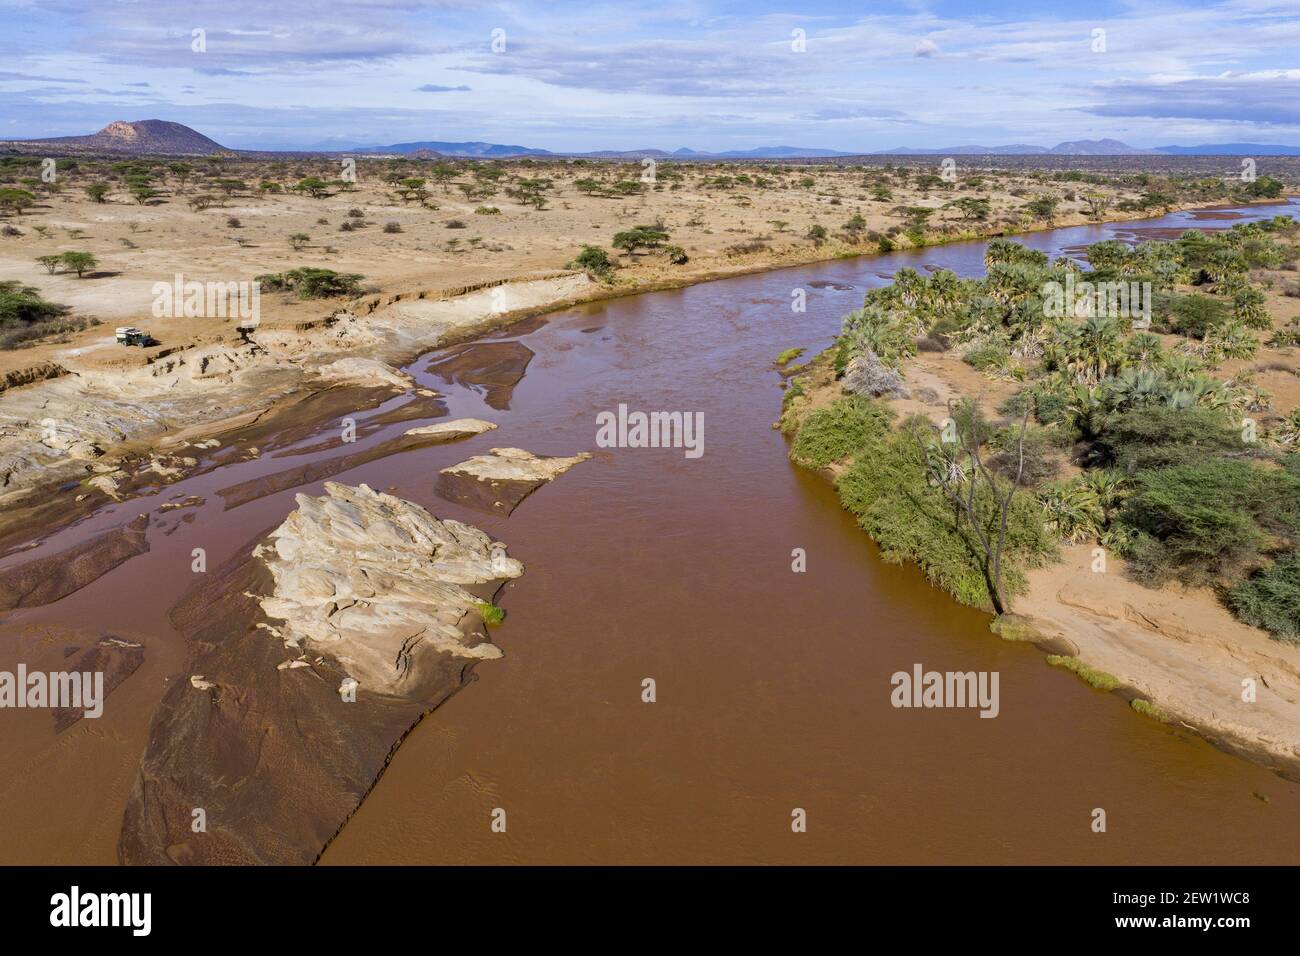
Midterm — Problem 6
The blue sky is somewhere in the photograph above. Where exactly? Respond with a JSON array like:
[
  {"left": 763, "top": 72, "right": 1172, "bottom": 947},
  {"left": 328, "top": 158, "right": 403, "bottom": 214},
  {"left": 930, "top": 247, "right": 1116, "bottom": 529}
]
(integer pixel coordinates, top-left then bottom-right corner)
[{"left": 1, "top": 0, "right": 1298, "bottom": 151}]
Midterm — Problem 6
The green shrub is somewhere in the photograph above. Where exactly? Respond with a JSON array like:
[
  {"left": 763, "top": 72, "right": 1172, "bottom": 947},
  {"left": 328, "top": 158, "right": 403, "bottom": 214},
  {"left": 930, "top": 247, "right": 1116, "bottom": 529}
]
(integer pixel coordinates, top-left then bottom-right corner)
[
  {"left": 476, "top": 601, "right": 506, "bottom": 626},
  {"left": 0, "top": 280, "right": 66, "bottom": 326},
  {"left": 1230, "top": 553, "right": 1300, "bottom": 641},
  {"left": 1033, "top": 388, "right": 1070, "bottom": 426},
  {"left": 789, "top": 395, "right": 892, "bottom": 468},
  {"left": 0, "top": 281, "right": 77, "bottom": 349},
  {"left": 1094, "top": 406, "right": 1245, "bottom": 472},
  {"left": 1130, "top": 698, "right": 1172, "bottom": 721},
  {"left": 964, "top": 340, "right": 1010, "bottom": 371},
  {"left": 1245, "top": 176, "right": 1284, "bottom": 199},
  {"left": 1117, "top": 460, "right": 1300, "bottom": 586},
  {"left": 255, "top": 267, "right": 363, "bottom": 298},
  {"left": 1163, "top": 293, "right": 1230, "bottom": 339},
  {"left": 568, "top": 244, "right": 614, "bottom": 277}
]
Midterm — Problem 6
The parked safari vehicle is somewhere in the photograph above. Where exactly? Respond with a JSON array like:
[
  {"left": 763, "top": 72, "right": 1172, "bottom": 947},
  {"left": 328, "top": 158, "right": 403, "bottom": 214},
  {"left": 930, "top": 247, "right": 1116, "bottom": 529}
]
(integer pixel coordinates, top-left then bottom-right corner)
[{"left": 115, "top": 327, "right": 155, "bottom": 347}]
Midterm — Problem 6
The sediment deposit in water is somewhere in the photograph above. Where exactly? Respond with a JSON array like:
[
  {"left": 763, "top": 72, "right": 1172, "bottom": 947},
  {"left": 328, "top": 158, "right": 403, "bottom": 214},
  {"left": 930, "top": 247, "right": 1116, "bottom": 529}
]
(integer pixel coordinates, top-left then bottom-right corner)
[
  {"left": 118, "top": 482, "right": 521, "bottom": 865},
  {"left": 436, "top": 446, "right": 592, "bottom": 515}
]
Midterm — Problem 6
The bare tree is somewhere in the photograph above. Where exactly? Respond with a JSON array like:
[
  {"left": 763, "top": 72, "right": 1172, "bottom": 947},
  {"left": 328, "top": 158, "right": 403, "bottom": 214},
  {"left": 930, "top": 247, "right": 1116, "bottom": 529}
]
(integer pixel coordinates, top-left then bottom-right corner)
[{"left": 913, "top": 399, "right": 1030, "bottom": 614}]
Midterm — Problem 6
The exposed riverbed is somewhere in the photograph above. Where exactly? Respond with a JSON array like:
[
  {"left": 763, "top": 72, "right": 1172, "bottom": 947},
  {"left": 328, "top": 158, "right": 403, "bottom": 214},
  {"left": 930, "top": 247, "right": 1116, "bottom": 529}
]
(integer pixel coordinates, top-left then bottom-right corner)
[{"left": 0, "top": 202, "right": 1296, "bottom": 864}]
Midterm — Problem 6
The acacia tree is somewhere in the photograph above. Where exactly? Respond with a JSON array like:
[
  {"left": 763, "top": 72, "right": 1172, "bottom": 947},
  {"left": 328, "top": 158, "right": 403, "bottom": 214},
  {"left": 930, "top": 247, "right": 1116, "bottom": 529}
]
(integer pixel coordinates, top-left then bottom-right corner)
[
  {"left": 429, "top": 164, "right": 457, "bottom": 192},
  {"left": 946, "top": 196, "right": 990, "bottom": 222},
  {"left": 0, "top": 188, "right": 35, "bottom": 215},
  {"left": 168, "top": 162, "right": 193, "bottom": 190},
  {"left": 913, "top": 399, "right": 1031, "bottom": 614},
  {"left": 611, "top": 224, "right": 668, "bottom": 256},
  {"left": 1024, "top": 195, "right": 1059, "bottom": 223},
  {"left": 397, "top": 178, "right": 428, "bottom": 203},
  {"left": 295, "top": 177, "right": 330, "bottom": 199},
  {"left": 60, "top": 251, "right": 97, "bottom": 277}
]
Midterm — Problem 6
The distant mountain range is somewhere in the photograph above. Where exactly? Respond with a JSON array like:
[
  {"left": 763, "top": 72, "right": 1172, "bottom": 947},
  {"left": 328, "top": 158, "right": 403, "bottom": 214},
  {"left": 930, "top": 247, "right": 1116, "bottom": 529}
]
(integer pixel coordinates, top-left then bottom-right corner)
[
  {"left": 334, "top": 140, "right": 554, "bottom": 158},
  {"left": 4, "top": 121, "right": 1300, "bottom": 159},
  {"left": 1151, "top": 143, "right": 1300, "bottom": 156},
  {"left": 325, "top": 141, "right": 854, "bottom": 159},
  {"left": 878, "top": 138, "right": 1156, "bottom": 156}
]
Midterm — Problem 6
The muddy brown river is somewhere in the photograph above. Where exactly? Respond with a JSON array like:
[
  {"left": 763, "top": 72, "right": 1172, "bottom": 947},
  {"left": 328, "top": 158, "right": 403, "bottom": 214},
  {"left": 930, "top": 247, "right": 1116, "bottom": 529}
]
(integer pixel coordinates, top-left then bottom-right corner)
[{"left": 1, "top": 202, "right": 1297, "bottom": 865}]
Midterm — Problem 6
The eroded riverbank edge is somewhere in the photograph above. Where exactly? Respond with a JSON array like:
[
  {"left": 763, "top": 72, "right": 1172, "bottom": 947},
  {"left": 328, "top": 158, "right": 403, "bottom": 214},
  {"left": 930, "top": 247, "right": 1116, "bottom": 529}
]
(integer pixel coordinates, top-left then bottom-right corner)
[{"left": 781, "top": 328, "right": 1300, "bottom": 785}]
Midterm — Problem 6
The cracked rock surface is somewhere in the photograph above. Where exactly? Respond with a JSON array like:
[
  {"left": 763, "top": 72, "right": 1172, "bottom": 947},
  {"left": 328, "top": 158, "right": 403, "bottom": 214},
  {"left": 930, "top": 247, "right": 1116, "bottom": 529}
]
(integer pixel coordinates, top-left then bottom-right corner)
[{"left": 256, "top": 482, "right": 522, "bottom": 694}]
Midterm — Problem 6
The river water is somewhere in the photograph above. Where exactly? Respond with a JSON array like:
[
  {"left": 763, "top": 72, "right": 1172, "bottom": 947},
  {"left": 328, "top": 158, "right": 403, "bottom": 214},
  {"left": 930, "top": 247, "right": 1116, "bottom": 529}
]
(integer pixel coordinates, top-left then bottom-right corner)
[{"left": 2, "top": 202, "right": 1297, "bottom": 864}]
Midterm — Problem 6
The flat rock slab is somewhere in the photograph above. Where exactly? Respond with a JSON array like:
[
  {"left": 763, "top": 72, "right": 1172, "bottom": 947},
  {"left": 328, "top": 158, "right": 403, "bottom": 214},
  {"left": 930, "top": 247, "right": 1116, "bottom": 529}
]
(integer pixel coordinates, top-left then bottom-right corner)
[
  {"left": 404, "top": 418, "right": 496, "bottom": 441},
  {"left": 424, "top": 341, "right": 534, "bottom": 411},
  {"left": 436, "top": 447, "right": 591, "bottom": 516},
  {"left": 0, "top": 514, "right": 150, "bottom": 611},
  {"left": 53, "top": 636, "right": 145, "bottom": 733}
]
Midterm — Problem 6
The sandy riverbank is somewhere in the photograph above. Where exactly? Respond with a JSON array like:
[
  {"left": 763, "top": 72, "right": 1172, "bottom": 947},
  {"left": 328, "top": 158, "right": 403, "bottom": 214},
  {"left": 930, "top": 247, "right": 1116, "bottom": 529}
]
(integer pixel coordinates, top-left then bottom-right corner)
[{"left": 1015, "top": 548, "right": 1300, "bottom": 775}]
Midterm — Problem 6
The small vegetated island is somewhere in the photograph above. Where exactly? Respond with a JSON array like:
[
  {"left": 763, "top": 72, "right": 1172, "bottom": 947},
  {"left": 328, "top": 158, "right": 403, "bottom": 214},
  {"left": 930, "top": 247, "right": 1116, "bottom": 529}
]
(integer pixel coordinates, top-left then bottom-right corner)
[{"left": 781, "top": 215, "right": 1300, "bottom": 764}]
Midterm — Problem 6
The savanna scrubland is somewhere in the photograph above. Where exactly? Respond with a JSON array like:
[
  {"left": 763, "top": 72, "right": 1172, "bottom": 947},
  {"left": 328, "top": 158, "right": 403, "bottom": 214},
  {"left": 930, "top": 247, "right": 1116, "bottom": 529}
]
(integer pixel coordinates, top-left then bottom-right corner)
[{"left": 0, "top": 151, "right": 1285, "bottom": 499}]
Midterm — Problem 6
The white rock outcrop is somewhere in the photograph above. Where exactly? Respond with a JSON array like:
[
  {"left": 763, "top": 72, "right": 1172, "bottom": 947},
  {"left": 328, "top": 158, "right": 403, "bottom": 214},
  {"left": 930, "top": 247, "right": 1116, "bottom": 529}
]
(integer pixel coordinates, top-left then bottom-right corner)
[
  {"left": 312, "top": 357, "right": 413, "bottom": 389},
  {"left": 255, "top": 482, "right": 522, "bottom": 695},
  {"left": 403, "top": 419, "right": 497, "bottom": 440},
  {"left": 440, "top": 446, "right": 591, "bottom": 483}
]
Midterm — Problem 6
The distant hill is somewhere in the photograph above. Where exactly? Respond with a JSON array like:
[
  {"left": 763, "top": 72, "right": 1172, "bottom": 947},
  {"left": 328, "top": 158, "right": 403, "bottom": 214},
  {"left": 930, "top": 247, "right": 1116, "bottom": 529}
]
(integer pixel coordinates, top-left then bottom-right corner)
[
  {"left": 877, "top": 144, "right": 1049, "bottom": 155},
  {"left": 1050, "top": 138, "right": 1156, "bottom": 155},
  {"left": 357, "top": 140, "right": 552, "bottom": 158},
  {"left": 875, "top": 139, "right": 1155, "bottom": 156},
  {"left": 715, "top": 145, "right": 855, "bottom": 158},
  {"left": 0, "top": 120, "right": 228, "bottom": 156},
  {"left": 1154, "top": 143, "right": 1300, "bottom": 156}
]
